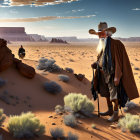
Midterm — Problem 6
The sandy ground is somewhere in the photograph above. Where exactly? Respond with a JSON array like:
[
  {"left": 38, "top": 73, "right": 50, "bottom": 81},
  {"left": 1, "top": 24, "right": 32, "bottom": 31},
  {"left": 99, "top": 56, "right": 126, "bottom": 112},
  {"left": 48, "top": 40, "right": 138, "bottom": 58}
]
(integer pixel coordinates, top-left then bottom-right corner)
[{"left": 0, "top": 41, "right": 140, "bottom": 140}]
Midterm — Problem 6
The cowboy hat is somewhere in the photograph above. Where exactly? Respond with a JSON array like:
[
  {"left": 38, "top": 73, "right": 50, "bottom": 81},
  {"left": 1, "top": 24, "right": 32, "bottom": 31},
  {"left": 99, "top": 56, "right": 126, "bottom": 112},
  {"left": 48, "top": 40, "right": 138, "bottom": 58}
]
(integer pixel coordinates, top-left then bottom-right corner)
[{"left": 89, "top": 22, "right": 116, "bottom": 35}]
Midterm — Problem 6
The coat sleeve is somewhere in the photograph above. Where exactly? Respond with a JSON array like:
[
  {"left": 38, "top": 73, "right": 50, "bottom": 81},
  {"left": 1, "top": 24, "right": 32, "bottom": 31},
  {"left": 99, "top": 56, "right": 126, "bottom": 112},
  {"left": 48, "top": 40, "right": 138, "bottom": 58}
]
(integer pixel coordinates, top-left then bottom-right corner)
[{"left": 114, "top": 41, "right": 123, "bottom": 84}]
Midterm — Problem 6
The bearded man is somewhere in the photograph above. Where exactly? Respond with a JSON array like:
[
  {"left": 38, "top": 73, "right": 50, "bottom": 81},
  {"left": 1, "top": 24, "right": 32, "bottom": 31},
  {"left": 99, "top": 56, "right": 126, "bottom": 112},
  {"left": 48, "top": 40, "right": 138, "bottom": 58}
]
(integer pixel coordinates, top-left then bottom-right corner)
[{"left": 89, "top": 22, "right": 139, "bottom": 122}]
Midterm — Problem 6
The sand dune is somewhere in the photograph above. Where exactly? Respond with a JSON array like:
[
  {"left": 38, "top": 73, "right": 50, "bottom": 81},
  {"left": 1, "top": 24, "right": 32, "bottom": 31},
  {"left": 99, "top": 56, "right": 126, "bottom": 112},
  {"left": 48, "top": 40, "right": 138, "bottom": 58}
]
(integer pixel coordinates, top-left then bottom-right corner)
[{"left": 0, "top": 42, "right": 140, "bottom": 139}]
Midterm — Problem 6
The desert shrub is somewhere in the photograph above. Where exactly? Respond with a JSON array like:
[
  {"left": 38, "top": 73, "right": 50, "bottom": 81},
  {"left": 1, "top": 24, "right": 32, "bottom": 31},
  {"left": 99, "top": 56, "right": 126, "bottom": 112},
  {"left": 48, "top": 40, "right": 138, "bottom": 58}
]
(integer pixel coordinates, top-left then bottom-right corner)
[
  {"left": 7, "top": 112, "right": 45, "bottom": 138},
  {"left": 0, "top": 78, "right": 6, "bottom": 87},
  {"left": 37, "top": 57, "right": 61, "bottom": 72},
  {"left": 67, "top": 132, "right": 79, "bottom": 140},
  {"left": 64, "top": 114, "right": 77, "bottom": 128},
  {"left": 91, "top": 124, "right": 96, "bottom": 129},
  {"left": 65, "top": 67, "right": 74, "bottom": 73},
  {"left": 55, "top": 105, "right": 64, "bottom": 114},
  {"left": 118, "top": 113, "right": 140, "bottom": 133},
  {"left": 0, "top": 109, "right": 6, "bottom": 127},
  {"left": 124, "top": 101, "right": 138, "bottom": 112},
  {"left": 58, "top": 74, "right": 70, "bottom": 82},
  {"left": 44, "top": 81, "right": 62, "bottom": 94},
  {"left": 64, "top": 93, "right": 94, "bottom": 116},
  {"left": 50, "top": 127, "right": 64, "bottom": 139}
]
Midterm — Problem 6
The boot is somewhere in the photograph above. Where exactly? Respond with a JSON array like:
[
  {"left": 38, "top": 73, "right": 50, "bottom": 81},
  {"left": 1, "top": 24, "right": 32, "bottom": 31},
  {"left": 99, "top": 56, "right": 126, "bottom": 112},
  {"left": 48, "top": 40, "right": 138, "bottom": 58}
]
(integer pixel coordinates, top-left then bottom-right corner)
[
  {"left": 108, "top": 110, "right": 119, "bottom": 122},
  {"left": 99, "top": 105, "right": 113, "bottom": 116}
]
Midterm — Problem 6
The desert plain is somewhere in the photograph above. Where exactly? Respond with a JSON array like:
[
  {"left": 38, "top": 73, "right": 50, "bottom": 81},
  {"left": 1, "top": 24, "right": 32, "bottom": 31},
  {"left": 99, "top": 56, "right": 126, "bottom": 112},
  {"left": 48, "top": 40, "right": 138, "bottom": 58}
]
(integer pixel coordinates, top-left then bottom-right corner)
[{"left": 0, "top": 41, "right": 140, "bottom": 140}]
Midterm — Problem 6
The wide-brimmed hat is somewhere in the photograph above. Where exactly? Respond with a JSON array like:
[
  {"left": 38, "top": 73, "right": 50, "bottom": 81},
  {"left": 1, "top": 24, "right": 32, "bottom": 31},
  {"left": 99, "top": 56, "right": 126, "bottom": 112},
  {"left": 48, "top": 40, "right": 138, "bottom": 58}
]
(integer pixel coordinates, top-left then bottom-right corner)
[{"left": 89, "top": 22, "right": 116, "bottom": 35}]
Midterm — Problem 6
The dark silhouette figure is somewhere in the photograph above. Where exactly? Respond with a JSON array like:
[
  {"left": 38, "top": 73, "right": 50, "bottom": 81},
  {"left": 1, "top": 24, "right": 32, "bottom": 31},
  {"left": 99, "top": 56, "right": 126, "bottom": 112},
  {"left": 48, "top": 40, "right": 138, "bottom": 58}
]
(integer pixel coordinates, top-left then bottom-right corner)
[{"left": 18, "top": 45, "right": 25, "bottom": 59}]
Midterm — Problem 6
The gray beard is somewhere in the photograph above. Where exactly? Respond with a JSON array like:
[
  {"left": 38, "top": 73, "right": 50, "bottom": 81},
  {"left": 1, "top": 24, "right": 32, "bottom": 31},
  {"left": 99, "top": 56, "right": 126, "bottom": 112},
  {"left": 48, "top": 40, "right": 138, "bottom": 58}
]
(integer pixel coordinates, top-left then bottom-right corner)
[{"left": 96, "top": 38, "right": 105, "bottom": 54}]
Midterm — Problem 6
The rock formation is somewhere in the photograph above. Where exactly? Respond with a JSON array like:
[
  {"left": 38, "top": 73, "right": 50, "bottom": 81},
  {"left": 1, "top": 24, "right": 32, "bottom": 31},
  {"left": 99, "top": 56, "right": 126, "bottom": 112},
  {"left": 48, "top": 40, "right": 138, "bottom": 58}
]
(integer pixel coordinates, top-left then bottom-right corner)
[
  {"left": 0, "top": 27, "right": 34, "bottom": 42},
  {"left": 50, "top": 38, "right": 68, "bottom": 44},
  {"left": 0, "top": 38, "right": 35, "bottom": 79}
]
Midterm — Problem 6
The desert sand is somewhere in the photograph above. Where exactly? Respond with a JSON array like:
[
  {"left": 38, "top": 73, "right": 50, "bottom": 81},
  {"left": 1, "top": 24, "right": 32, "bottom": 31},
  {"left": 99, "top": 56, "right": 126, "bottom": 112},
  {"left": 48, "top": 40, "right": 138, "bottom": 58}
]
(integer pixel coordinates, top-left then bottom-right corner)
[{"left": 0, "top": 41, "right": 140, "bottom": 140}]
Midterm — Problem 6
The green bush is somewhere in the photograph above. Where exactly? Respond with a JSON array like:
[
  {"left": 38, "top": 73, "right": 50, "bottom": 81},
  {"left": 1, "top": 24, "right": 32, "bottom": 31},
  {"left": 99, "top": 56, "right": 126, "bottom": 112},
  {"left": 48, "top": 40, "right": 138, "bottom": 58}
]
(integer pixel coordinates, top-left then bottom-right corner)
[
  {"left": 64, "top": 93, "right": 94, "bottom": 116},
  {"left": 118, "top": 113, "right": 140, "bottom": 133},
  {"left": 7, "top": 112, "right": 45, "bottom": 138},
  {"left": 0, "top": 109, "right": 6, "bottom": 127}
]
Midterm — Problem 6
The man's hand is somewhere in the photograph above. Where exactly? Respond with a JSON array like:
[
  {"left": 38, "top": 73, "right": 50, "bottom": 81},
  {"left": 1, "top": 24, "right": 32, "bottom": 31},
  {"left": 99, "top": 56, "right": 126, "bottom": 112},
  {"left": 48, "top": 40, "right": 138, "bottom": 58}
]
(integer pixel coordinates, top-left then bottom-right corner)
[
  {"left": 91, "top": 62, "right": 97, "bottom": 69},
  {"left": 114, "top": 77, "right": 119, "bottom": 86}
]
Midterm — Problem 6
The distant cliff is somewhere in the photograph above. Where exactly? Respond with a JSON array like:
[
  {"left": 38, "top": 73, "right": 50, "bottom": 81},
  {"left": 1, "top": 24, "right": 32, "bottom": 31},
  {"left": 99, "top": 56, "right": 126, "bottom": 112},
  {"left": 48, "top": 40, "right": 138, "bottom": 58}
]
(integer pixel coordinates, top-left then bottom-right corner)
[{"left": 0, "top": 27, "right": 34, "bottom": 42}]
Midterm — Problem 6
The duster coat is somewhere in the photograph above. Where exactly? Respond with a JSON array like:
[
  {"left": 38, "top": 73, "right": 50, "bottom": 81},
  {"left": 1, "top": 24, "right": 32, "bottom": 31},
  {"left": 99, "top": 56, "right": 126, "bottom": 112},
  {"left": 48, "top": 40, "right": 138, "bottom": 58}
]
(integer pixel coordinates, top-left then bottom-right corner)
[{"left": 94, "top": 37, "right": 139, "bottom": 100}]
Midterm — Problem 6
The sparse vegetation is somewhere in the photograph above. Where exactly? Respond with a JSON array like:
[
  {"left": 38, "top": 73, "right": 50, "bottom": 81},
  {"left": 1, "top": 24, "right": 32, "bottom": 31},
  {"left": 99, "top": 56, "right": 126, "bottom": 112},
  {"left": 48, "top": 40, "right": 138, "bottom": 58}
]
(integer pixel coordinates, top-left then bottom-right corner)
[
  {"left": 37, "top": 57, "right": 61, "bottom": 72},
  {"left": 55, "top": 105, "right": 64, "bottom": 114},
  {"left": 0, "top": 109, "right": 6, "bottom": 127},
  {"left": 65, "top": 67, "right": 74, "bottom": 73},
  {"left": 118, "top": 113, "right": 140, "bottom": 133},
  {"left": 124, "top": 101, "right": 138, "bottom": 112},
  {"left": 58, "top": 74, "right": 70, "bottom": 82},
  {"left": 64, "top": 93, "right": 94, "bottom": 117},
  {"left": 64, "top": 114, "right": 77, "bottom": 128},
  {"left": 50, "top": 127, "right": 64, "bottom": 139},
  {"left": 44, "top": 81, "right": 62, "bottom": 94},
  {"left": 67, "top": 132, "right": 79, "bottom": 140},
  {"left": 7, "top": 112, "right": 45, "bottom": 138}
]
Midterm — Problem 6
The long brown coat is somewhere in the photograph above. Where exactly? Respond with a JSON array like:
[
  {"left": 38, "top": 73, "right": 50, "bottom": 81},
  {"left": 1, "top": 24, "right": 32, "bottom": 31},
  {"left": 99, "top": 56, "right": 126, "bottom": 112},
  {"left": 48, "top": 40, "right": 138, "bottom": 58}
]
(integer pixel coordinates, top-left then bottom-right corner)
[{"left": 94, "top": 38, "right": 139, "bottom": 100}]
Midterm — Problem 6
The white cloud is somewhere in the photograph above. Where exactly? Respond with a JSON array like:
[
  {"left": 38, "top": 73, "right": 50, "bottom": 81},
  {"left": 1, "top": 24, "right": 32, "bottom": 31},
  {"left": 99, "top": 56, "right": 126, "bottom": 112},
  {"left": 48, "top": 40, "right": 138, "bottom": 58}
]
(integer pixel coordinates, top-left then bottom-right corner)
[
  {"left": 132, "top": 8, "right": 140, "bottom": 11},
  {"left": 72, "top": 9, "right": 84, "bottom": 12},
  {"left": 1, "top": 0, "right": 79, "bottom": 7},
  {"left": 0, "top": 15, "right": 96, "bottom": 22}
]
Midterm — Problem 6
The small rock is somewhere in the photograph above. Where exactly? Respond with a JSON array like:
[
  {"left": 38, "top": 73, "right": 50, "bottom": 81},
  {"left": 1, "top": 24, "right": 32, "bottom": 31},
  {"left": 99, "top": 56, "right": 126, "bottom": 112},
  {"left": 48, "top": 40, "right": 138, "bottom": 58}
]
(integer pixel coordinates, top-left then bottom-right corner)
[
  {"left": 48, "top": 116, "right": 53, "bottom": 118},
  {"left": 77, "top": 120, "right": 83, "bottom": 124},
  {"left": 54, "top": 117, "right": 57, "bottom": 119},
  {"left": 110, "top": 125, "right": 117, "bottom": 129},
  {"left": 134, "top": 67, "right": 140, "bottom": 71},
  {"left": 52, "top": 123, "right": 56, "bottom": 125}
]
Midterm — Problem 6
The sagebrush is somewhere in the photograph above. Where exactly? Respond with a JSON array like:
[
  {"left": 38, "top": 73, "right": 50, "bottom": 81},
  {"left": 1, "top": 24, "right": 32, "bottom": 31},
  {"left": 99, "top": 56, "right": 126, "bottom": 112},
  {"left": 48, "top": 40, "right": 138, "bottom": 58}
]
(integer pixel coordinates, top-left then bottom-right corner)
[
  {"left": 37, "top": 57, "right": 61, "bottom": 72},
  {"left": 64, "top": 93, "right": 94, "bottom": 116},
  {"left": 67, "top": 132, "right": 79, "bottom": 140},
  {"left": 44, "top": 81, "right": 62, "bottom": 94},
  {"left": 64, "top": 114, "right": 77, "bottom": 128},
  {"left": 50, "top": 127, "right": 64, "bottom": 139},
  {"left": 7, "top": 112, "right": 45, "bottom": 138},
  {"left": 58, "top": 74, "right": 70, "bottom": 82},
  {"left": 118, "top": 113, "right": 140, "bottom": 133}
]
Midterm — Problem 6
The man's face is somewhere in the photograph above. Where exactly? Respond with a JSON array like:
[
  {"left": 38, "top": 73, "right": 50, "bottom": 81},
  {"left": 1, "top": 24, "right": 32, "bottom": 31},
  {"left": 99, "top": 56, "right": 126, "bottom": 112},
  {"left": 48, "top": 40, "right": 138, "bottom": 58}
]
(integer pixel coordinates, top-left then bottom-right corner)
[{"left": 98, "top": 30, "right": 107, "bottom": 38}]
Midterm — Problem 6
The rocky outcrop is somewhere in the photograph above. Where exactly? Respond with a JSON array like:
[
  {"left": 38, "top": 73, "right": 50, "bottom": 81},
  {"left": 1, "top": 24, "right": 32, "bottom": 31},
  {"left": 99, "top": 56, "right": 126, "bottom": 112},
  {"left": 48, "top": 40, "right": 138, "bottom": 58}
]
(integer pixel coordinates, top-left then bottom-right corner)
[
  {"left": 0, "top": 27, "right": 34, "bottom": 42},
  {"left": 0, "top": 38, "right": 35, "bottom": 79},
  {"left": 0, "top": 39, "right": 14, "bottom": 72},
  {"left": 50, "top": 38, "right": 68, "bottom": 44}
]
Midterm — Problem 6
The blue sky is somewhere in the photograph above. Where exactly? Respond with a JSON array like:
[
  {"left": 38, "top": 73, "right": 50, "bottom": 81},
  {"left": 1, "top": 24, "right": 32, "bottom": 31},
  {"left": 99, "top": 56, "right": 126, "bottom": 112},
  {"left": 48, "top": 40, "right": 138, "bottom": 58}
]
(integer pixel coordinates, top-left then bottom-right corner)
[{"left": 0, "top": 0, "right": 140, "bottom": 38}]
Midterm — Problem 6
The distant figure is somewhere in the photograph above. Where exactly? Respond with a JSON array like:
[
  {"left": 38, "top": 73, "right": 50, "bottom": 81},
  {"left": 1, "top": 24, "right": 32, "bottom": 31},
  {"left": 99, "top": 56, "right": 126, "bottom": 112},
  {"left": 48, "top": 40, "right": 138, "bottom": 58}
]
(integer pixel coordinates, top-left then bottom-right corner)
[{"left": 18, "top": 45, "right": 25, "bottom": 59}]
